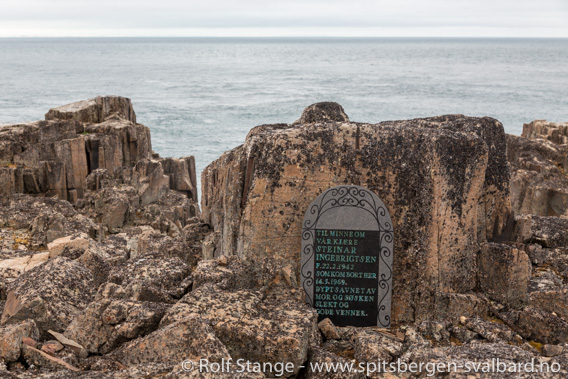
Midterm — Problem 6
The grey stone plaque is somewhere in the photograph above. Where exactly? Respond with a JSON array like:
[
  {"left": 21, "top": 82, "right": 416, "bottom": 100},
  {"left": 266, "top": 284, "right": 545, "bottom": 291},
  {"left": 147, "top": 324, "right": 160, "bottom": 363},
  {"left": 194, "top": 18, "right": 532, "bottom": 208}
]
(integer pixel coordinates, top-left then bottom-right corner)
[{"left": 301, "top": 185, "right": 394, "bottom": 327}]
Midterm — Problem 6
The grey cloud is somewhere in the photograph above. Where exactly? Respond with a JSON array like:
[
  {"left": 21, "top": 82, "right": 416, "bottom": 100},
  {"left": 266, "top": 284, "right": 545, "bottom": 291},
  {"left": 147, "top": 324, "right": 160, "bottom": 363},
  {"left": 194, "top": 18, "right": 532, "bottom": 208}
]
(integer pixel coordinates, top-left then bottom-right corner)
[{"left": 0, "top": 0, "right": 567, "bottom": 36}]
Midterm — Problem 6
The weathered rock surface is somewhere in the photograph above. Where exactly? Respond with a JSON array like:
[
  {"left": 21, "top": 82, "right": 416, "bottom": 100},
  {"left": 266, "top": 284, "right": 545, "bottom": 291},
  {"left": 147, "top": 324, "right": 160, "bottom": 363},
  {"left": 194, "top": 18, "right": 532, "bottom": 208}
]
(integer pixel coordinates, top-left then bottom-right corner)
[
  {"left": 478, "top": 243, "right": 530, "bottom": 308},
  {"left": 47, "top": 233, "right": 91, "bottom": 259},
  {"left": 507, "top": 120, "right": 568, "bottom": 217},
  {"left": 64, "top": 299, "right": 170, "bottom": 354},
  {"left": 514, "top": 215, "right": 568, "bottom": 248},
  {"left": 294, "top": 102, "right": 350, "bottom": 124},
  {"left": 0, "top": 320, "right": 39, "bottom": 363},
  {"left": 305, "top": 347, "right": 365, "bottom": 379},
  {"left": 155, "top": 256, "right": 319, "bottom": 376},
  {"left": 107, "top": 253, "right": 192, "bottom": 303},
  {"left": 0, "top": 195, "right": 98, "bottom": 247},
  {"left": 523, "top": 120, "right": 568, "bottom": 146},
  {"left": 112, "top": 314, "right": 231, "bottom": 366},
  {"left": 45, "top": 96, "right": 136, "bottom": 124},
  {"left": 1, "top": 257, "right": 95, "bottom": 338},
  {"left": 318, "top": 318, "right": 340, "bottom": 340},
  {"left": 202, "top": 103, "right": 511, "bottom": 323},
  {"left": 21, "top": 345, "right": 80, "bottom": 372}
]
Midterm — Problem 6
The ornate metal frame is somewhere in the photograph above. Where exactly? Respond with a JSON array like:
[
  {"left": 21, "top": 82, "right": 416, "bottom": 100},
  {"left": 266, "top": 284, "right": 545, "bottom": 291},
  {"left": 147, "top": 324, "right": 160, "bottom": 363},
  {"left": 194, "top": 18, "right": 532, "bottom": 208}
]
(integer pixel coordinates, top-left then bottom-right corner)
[{"left": 301, "top": 185, "right": 394, "bottom": 327}]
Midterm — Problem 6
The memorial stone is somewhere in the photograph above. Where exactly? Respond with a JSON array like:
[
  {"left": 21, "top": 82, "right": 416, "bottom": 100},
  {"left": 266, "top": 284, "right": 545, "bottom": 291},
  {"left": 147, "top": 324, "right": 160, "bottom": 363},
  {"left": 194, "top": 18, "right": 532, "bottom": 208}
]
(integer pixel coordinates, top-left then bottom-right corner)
[{"left": 301, "top": 185, "right": 394, "bottom": 327}]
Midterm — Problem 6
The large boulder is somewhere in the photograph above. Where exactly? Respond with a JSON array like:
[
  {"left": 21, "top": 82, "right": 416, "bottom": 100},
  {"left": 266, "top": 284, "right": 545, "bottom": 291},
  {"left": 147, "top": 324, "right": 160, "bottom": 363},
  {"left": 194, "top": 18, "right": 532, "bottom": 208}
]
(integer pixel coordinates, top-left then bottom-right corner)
[
  {"left": 112, "top": 314, "right": 231, "bottom": 367},
  {"left": 64, "top": 298, "right": 170, "bottom": 354},
  {"left": 201, "top": 103, "right": 512, "bottom": 323},
  {"left": 161, "top": 286, "right": 318, "bottom": 376},
  {"left": 107, "top": 253, "right": 192, "bottom": 303},
  {"left": 1, "top": 257, "right": 95, "bottom": 338},
  {"left": 157, "top": 256, "right": 319, "bottom": 377}
]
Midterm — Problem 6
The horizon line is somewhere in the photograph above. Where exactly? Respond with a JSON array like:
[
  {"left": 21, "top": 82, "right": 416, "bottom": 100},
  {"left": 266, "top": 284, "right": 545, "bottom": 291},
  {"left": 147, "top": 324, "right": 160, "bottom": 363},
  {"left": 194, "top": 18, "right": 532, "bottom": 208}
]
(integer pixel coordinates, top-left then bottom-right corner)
[{"left": 2, "top": 35, "right": 568, "bottom": 39}]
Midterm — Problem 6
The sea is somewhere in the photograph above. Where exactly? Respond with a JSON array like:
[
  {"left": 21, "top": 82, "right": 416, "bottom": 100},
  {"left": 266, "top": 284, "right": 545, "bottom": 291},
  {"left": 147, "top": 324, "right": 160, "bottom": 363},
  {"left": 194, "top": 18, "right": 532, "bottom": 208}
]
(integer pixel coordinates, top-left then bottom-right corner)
[{"left": 1, "top": 37, "right": 567, "bottom": 187}]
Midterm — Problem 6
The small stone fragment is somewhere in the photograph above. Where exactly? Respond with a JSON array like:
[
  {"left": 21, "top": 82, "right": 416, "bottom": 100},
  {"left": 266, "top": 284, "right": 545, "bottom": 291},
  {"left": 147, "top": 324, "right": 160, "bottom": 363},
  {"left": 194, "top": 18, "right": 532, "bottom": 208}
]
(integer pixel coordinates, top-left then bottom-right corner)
[
  {"left": 542, "top": 344, "right": 564, "bottom": 357},
  {"left": 218, "top": 255, "right": 228, "bottom": 266},
  {"left": 22, "top": 345, "right": 80, "bottom": 372},
  {"left": 48, "top": 330, "right": 88, "bottom": 358},
  {"left": 21, "top": 337, "right": 36, "bottom": 348},
  {"left": 318, "top": 318, "right": 340, "bottom": 340},
  {"left": 41, "top": 341, "right": 64, "bottom": 355}
]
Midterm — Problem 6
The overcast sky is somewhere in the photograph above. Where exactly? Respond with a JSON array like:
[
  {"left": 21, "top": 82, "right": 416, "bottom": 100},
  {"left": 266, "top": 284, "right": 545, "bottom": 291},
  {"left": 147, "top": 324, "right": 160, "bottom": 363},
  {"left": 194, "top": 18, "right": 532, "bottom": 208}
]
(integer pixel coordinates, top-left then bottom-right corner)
[{"left": 1, "top": 0, "right": 567, "bottom": 37}]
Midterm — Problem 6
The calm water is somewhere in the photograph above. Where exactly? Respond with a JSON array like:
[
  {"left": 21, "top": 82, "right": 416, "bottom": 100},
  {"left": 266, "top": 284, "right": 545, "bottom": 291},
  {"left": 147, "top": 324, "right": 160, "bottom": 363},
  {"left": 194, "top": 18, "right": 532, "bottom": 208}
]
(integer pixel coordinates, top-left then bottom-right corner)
[{"left": 1, "top": 38, "right": 567, "bottom": 183}]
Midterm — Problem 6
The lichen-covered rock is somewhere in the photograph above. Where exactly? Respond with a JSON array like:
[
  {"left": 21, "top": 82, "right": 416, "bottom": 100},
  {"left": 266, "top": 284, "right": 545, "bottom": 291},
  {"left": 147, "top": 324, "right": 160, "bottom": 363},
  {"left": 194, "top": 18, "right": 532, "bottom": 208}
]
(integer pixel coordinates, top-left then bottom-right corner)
[
  {"left": 0, "top": 252, "right": 49, "bottom": 283},
  {"left": 107, "top": 254, "right": 192, "bottom": 302},
  {"left": 202, "top": 104, "right": 512, "bottom": 323},
  {"left": 160, "top": 285, "right": 318, "bottom": 376},
  {"left": 0, "top": 109, "right": 150, "bottom": 203},
  {"left": 0, "top": 97, "right": 200, "bottom": 229},
  {"left": 162, "top": 258, "right": 318, "bottom": 375},
  {"left": 400, "top": 342, "right": 542, "bottom": 378},
  {"left": 135, "top": 229, "right": 198, "bottom": 267},
  {"left": 514, "top": 215, "right": 568, "bottom": 249},
  {"left": 64, "top": 299, "right": 170, "bottom": 354},
  {"left": 0, "top": 195, "right": 98, "bottom": 247},
  {"left": 0, "top": 320, "right": 39, "bottom": 363},
  {"left": 21, "top": 344, "right": 80, "bottom": 372},
  {"left": 478, "top": 243, "right": 530, "bottom": 309},
  {"left": 433, "top": 293, "right": 490, "bottom": 323},
  {"left": 192, "top": 256, "right": 257, "bottom": 290},
  {"left": 112, "top": 314, "right": 231, "bottom": 367},
  {"left": 353, "top": 329, "right": 404, "bottom": 363},
  {"left": 396, "top": 114, "right": 512, "bottom": 242},
  {"left": 529, "top": 289, "right": 568, "bottom": 323},
  {"left": 47, "top": 233, "right": 91, "bottom": 259},
  {"left": 294, "top": 102, "right": 350, "bottom": 124},
  {"left": 514, "top": 306, "right": 568, "bottom": 345},
  {"left": 305, "top": 347, "right": 365, "bottom": 379},
  {"left": 507, "top": 122, "right": 568, "bottom": 217},
  {"left": 458, "top": 316, "right": 521, "bottom": 344},
  {"left": 1, "top": 257, "right": 95, "bottom": 338}
]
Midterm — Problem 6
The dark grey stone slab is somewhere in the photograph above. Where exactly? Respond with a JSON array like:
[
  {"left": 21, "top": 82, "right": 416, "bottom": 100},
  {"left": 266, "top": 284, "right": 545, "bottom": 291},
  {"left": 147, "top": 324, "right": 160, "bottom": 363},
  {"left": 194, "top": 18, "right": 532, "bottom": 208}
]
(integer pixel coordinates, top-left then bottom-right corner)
[{"left": 301, "top": 185, "right": 393, "bottom": 327}]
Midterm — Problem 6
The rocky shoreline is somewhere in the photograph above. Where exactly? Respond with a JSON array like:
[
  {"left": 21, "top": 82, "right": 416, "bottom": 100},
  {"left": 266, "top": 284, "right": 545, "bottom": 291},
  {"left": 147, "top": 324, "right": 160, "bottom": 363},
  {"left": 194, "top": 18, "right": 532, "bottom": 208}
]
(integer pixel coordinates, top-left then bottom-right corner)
[{"left": 0, "top": 97, "right": 567, "bottom": 378}]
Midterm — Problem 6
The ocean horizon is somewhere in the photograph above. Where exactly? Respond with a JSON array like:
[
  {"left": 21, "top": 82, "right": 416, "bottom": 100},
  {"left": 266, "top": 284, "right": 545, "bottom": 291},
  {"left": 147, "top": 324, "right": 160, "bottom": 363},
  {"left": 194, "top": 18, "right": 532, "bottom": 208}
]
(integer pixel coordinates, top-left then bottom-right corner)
[{"left": 1, "top": 37, "right": 567, "bottom": 183}]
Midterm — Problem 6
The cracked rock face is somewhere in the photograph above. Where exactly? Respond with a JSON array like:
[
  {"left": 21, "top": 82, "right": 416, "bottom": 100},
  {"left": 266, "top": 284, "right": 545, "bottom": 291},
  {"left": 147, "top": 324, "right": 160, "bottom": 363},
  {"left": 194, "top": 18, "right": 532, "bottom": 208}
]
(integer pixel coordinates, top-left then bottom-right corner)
[
  {"left": 507, "top": 120, "right": 568, "bottom": 217},
  {"left": 201, "top": 103, "right": 511, "bottom": 323}
]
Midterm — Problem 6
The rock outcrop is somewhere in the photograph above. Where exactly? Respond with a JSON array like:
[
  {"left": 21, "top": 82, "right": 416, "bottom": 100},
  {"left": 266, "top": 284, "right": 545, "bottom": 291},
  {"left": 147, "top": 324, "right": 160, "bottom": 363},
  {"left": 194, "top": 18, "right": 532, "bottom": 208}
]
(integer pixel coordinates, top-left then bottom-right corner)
[
  {"left": 0, "top": 96, "right": 198, "bottom": 210},
  {"left": 202, "top": 103, "right": 512, "bottom": 323},
  {"left": 1, "top": 98, "right": 567, "bottom": 378},
  {"left": 508, "top": 120, "right": 568, "bottom": 217}
]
